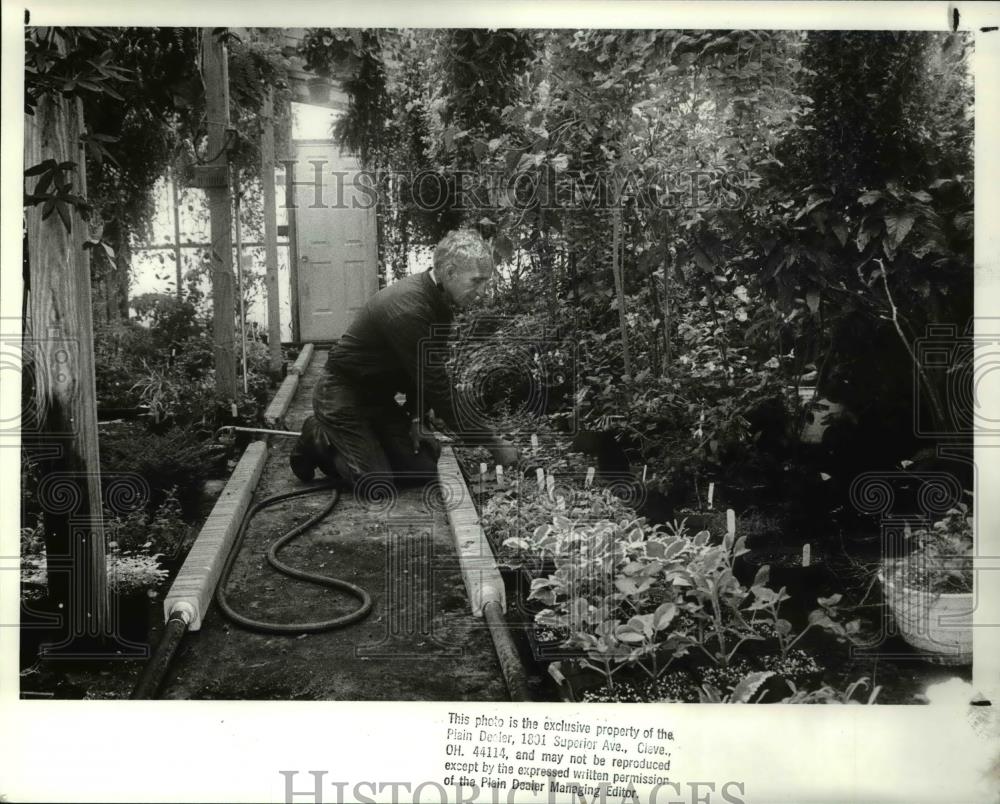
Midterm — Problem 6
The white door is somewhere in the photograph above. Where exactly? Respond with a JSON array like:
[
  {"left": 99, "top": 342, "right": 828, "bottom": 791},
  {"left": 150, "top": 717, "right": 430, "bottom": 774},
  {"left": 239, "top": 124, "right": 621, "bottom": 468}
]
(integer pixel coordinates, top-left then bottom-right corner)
[{"left": 291, "top": 140, "right": 378, "bottom": 341}]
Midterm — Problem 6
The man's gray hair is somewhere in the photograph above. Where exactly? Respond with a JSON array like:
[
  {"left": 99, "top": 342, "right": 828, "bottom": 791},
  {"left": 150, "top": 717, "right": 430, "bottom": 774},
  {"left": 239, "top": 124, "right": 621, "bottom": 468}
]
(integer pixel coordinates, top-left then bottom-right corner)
[{"left": 433, "top": 229, "right": 494, "bottom": 277}]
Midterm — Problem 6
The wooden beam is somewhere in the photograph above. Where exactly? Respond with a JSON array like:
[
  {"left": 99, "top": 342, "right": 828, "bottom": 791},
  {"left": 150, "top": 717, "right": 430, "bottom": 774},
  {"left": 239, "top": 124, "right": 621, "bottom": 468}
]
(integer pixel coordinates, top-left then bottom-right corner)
[
  {"left": 261, "top": 88, "right": 283, "bottom": 377},
  {"left": 201, "top": 29, "right": 237, "bottom": 399},
  {"left": 287, "top": 185, "right": 302, "bottom": 344},
  {"left": 24, "top": 65, "right": 114, "bottom": 649},
  {"left": 171, "top": 176, "right": 183, "bottom": 300}
]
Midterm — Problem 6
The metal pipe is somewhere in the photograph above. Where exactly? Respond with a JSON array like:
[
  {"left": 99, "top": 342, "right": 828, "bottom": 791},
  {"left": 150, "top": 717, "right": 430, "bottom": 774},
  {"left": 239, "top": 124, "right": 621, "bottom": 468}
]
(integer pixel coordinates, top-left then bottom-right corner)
[
  {"left": 214, "top": 425, "right": 302, "bottom": 440},
  {"left": 130, "top": 604, "right": 193, "bottom": 699},
  {"left": 482, "top": 600, "right": 532, "bottom": 702}
]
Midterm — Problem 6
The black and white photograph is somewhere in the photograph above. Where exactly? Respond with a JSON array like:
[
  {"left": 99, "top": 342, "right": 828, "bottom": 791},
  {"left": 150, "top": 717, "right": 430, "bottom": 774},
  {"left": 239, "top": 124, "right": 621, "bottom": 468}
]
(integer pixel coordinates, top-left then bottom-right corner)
[{"left": 2, "top": 2, "right": 1000, "bottom": 803}]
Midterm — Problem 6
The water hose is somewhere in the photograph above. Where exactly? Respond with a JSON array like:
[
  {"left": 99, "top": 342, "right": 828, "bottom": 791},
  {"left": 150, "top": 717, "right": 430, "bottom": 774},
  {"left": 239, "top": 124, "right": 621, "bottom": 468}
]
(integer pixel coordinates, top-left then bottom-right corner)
[
  {"left": 215, "top": 482, "right": 373, "bottom": 633},
  {"left": 131, "top": 480, "right": 372, "bottom": 698},
  {"left": 132, "top": 426, "right": 524, "bottom": 699}
]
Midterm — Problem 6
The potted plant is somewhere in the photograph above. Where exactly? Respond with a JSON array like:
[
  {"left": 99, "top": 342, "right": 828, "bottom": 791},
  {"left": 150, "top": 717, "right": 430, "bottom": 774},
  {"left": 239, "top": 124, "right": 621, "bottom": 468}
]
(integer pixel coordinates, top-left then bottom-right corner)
[{"left": 880, "top": 502, "right": 973, "bottom": 665}]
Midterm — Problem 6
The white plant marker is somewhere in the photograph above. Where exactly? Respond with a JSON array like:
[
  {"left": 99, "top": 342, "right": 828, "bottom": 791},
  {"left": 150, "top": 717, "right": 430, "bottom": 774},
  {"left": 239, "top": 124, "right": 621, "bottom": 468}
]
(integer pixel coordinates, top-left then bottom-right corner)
[
  {"left": 585, "top": 467, "right": 595, "bottom": 488},
  {"left": 230, "top": 402, "right": 238, "bottom": 418},
  {"left": 546, "top": 474, "right": 556, "bottom": 500},
  {"left": 707, "top": 482, "right": 715, "bottom": 510},
  {"left": 496, "top": 465, "right": 504, "bottom": 485},
  {"left": 727, "top": 509, "right": 736, "bottom": 537},
  {"left": 642, "top": 464, "right": 648, "bottom": 484},
  {"left": 536, "top": 467, "right": 545, "bottom": 492},
  {"left": 479, "top": 462, "right": 488, "bottom": 477},
  {"left": 802, "top": 543, "right": 812, "bottom": 568},
  {"left": 531, "top": 433, "right": 539, "bottom": 449}
]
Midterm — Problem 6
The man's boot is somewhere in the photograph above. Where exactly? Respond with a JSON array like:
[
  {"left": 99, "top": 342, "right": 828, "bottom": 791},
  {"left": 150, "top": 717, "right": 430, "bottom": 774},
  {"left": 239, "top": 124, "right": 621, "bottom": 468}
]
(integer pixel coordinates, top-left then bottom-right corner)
[{"left": 289, "top": 415, "right": 322, "bottom": 482}]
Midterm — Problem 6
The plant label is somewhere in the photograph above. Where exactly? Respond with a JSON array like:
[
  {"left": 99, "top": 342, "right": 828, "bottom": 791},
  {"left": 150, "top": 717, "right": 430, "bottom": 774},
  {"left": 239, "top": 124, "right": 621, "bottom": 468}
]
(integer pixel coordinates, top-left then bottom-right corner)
[
  {"left": 479, "top": 462, "right": 488, "bottom": 477},
  {"left": 496, "top": 465, "right": 504, "bottom": 485},
  {"left": 546, "top": 474, "right": 555, "bottom": 500},
  {"left": 531, "top": 434, "right": 539, "bottom": 449},
  {"left": 708, "top": 482, "right": 715, "bottom": 509},
  {"left": 727, "top": 509, "right": 736, "bottom": 536},
  {"left": 802, "top": 543, "right": 812, "bottom": 568},
  {"left": 586, "top": 467, "right": 595, "bottom": 488},
  {"left": 536, "top": 467, "right": 545, "bottom": 492}
]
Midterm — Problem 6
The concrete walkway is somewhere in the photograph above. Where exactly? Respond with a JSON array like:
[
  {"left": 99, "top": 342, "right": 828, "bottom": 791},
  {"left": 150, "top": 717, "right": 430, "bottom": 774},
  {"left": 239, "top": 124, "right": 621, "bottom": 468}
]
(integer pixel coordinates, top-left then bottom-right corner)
[{"left": 161, "top": 351, "right": 508, "bottom": 700}]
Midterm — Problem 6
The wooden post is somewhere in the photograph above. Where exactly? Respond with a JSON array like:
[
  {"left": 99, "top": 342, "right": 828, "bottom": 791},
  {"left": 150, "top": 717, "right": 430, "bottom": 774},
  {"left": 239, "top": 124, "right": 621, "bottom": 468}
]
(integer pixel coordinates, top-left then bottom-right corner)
[
  {"left": 260, "top": 88, "right": 283, "bottom": 376},
  {"left": 201, "top": 28, "right": 237, "bottom": 398},
  {"left": 24, "top": 70, "right": 112, "bottom": 649},
  {"left": 171, "top": 176, "right": 183, "bottom": 300},
  {"left": 234, "top": 195, "right": 248, "bottom": 394}
]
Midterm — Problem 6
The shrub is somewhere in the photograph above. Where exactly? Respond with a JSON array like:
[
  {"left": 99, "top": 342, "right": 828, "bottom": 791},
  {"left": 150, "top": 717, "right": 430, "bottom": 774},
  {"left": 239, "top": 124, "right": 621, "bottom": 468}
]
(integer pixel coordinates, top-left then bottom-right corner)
[
  {"left": 106, "top": 487, "right": 193, "bottom": 562},
  {"left": 106, "top": 549, "right": 169, "bottom": 596},
  {"left": 100, "top": 422, "right": 218, "bottom": 517}
]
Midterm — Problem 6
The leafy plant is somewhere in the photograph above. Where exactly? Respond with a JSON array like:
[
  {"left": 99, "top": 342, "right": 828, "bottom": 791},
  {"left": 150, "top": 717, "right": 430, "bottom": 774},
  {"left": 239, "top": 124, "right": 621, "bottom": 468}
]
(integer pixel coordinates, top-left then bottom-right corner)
[
  {"left": 746, "top": 571, "right": 862, "bottom": 658},
  {"left": 105, "top": 548, "right": 169, "bottom": 596},
  {"left": 105, "top": 486, "right": 192, "bottom": 562},
  {"left": 777, "top": 676, "right": 882, "bottom": 705},
  {"left": 99, "top": 422, "right": 218, "bottom": 517},
  {"left": 20, "top": 539, "right": 168, "bottom": 598},
  {"left": 483, "top": 479, "right": 634, "bottom": 560},
  {"left": 886, "top": 503, "right": 973, "bottom": 594}
]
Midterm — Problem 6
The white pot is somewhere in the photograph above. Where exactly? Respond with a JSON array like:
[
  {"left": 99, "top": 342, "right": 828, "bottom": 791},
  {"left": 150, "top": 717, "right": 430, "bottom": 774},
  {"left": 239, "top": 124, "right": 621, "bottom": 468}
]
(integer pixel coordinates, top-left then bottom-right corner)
[{"left": 880, "top": 570, "right": 972, "bottom": 665}]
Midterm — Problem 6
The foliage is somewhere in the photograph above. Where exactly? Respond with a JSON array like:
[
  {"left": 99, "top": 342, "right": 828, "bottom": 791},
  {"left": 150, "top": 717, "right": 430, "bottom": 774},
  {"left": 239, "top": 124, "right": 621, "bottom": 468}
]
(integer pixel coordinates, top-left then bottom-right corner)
[
  {"left": 93, "top": 296, "right": 274, "bottom": 434},
  {"left": 21, "top": 523, "right": 169, "bottom": 597},
  {"left": 482, "top": 480, "right": 635, "bottom": 573},
  {"left": 298, "top": 29, "right": 389, "bottom": 166},
  {"left": 105, "top": 487, "right": 193, "bottom": 562},
  {"left": 580, "top": 670, "right": 877, "bottom": 704},
  {"left": 758, "top": 31, "right": 973, "bottom": 451},
  {"left": 886, "top": 502, "right": 973, "bottom": 594},
  {"left": 105, "top": 549, "right": 169, "bottom": 596},
  {"left": 99, "top": 422, "right": 218, "bottom": 517},
  {"left": 530, "top": 505, "right": 862, "bottom": 702}
]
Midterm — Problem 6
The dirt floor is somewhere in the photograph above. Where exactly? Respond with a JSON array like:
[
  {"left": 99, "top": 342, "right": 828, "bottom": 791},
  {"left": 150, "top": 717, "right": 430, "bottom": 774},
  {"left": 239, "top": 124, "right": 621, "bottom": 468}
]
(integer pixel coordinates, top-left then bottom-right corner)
[{"left": 157, "top": 352, "right": 509, "bottom": 701}]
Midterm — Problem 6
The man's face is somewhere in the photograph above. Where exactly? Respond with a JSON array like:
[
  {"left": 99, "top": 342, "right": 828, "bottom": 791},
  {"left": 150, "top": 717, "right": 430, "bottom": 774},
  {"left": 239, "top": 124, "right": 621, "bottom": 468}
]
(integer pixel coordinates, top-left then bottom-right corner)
[{"left": 441, "top": 257, "right": 495, "bottom": 309}]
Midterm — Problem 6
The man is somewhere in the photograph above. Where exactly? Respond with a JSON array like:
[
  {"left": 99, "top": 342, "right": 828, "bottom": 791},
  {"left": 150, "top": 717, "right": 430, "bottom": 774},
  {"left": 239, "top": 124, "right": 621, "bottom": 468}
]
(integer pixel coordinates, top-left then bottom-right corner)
[{"left": 290, "top": 229, "right": 518, "bottom": 486}]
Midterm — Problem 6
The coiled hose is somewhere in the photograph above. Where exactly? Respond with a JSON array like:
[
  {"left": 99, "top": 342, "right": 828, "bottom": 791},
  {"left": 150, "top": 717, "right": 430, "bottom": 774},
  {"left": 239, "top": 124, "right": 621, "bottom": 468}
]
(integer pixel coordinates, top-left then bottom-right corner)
[
  {"left": 216, "top": 481, "right": 374, "bottom": 633},
  {"left": 132, "top": 481, "right": 374, "bottom": 698}
]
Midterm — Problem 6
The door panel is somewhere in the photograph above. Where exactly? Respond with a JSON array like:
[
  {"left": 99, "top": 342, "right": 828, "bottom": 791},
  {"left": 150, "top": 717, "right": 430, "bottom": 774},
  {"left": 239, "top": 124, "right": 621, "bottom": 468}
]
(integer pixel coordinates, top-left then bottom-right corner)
[{"left": 291, "top": 140, "right": 377, "bottom": 341}]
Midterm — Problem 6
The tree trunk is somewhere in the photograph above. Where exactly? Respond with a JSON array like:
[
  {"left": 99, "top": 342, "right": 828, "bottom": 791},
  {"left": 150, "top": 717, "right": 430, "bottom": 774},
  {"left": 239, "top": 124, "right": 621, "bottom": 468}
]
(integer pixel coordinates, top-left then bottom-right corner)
[
  {"left": 661, "top": 237, "right": 672, "bottom": 376},
  {"left": 24, "top": 73, "right": 117, "bottom": 652},
  {"left": 612, "top": 205, "right": 632, "bottom": 380}
]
